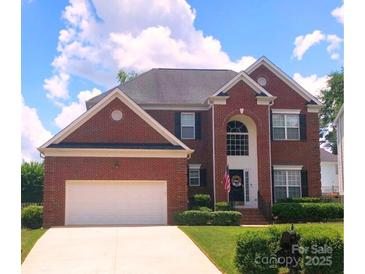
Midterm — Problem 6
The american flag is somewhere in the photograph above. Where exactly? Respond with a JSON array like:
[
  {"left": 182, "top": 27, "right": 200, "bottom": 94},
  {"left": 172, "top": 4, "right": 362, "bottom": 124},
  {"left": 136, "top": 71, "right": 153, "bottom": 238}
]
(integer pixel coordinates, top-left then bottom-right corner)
[{"left": 223, "top": 165, "right": 231, "bottom": 193}]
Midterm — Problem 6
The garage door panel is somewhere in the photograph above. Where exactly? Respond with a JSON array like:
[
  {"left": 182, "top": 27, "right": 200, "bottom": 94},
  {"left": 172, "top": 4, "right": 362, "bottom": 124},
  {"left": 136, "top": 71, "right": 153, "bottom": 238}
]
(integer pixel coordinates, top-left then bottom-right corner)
[{"left": 65, "top": 180, "right": 167, "bottom": 225}]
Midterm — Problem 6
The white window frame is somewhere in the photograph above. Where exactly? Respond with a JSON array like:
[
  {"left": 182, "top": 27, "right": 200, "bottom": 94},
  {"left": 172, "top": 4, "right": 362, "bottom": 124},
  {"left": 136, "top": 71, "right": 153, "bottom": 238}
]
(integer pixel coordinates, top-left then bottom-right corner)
[
  {"left": 226, "top": 121, "right": 249, "bottom": 156},
  {"left": 189, "top": 164, "right": 201, "bottom": 187},
  {"left": 272, "top": 113, "right": 300, "bottom": 141},
  {"left": 181, "top": 112, "right": 195, "bottom": 140},
  {"left": 273, "top": 166, "right": 302, "bottom": 201}
]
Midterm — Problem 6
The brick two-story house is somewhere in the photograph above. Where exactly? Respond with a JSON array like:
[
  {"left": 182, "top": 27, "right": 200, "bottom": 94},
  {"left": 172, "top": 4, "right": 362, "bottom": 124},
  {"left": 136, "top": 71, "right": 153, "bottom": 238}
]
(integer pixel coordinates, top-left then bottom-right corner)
[{"left": 39, "top": 57, "right": 322, "bottom": 227}]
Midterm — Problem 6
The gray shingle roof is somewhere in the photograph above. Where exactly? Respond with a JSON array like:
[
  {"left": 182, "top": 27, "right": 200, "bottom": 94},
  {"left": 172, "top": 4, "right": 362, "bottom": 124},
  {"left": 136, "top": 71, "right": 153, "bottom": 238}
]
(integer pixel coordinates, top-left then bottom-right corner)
[
  {"left": 320, "top": 148, "right": 338, "bottom": 162},
  {"left": 86, "top": 68, "right": 238, "bottom": 109}
]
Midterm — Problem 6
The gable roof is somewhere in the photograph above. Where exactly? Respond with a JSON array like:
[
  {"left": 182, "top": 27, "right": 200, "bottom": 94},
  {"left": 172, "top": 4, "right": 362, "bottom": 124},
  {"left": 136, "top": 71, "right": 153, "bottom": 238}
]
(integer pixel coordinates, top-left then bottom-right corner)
[
  {"left": 320, "top": 148, "right": 338, "bottom": 162},
  {"left": 87, "top": 68, "right": 238, "bottom": 109},
  {"left": 39, "top": 88, "right": 193, "bottom": 153},
  {"left": 245, "top": 56, "right": 322, "bottom": 105},
  {"left": 212, "top": 71, "right": 274, "bottom": 98}
]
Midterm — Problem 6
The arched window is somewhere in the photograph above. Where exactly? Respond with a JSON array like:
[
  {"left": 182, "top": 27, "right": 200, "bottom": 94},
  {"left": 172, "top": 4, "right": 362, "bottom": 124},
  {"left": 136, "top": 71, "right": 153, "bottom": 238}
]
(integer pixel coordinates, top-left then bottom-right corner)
[{"left": 227, "top": 121, "right": 249, "bottom": 155}]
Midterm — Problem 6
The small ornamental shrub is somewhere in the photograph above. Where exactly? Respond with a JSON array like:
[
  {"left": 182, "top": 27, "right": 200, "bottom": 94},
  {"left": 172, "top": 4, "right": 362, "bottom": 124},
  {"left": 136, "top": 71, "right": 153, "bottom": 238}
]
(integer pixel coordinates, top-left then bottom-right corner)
[
  {"left": 278, "top": 197, "right": 322, "bottom": 203},
  {"left": 235, "top": 230, "right": 279, "bottom": 274},
  {"left": 173, "top": 210, "right": 211, "bottom": 225},
  {"left": 215, "top": 201, "right": 232, "bottom": 211},
  {"left": 21, "top": 205, "right": 43, "bottom": 229},
  {"left": 195, "top": 207, "right": 212, "bottom": 212},
  {"left": 191, "top": 194, "right": 211, "bottom": 208},
  {"left": 272, "top": 202, "right": 343, "bottom": 223},
  {"left": 211, "top": 211, "right": 242, "bottom": 226}
]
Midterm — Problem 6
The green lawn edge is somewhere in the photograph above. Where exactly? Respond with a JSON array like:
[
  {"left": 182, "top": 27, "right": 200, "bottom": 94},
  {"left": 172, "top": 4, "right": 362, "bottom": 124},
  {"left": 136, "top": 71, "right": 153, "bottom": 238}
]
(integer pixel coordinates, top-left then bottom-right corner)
[{"left": 21, "top": 228, "right": 47, "bottom": 263}]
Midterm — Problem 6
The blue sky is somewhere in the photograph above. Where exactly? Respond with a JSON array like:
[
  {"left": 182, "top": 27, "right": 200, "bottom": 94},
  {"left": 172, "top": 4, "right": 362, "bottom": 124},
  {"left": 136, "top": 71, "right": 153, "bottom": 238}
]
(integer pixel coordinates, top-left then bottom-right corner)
[{"left": 21, "top": 0, "right": 343, "bottom": 161}]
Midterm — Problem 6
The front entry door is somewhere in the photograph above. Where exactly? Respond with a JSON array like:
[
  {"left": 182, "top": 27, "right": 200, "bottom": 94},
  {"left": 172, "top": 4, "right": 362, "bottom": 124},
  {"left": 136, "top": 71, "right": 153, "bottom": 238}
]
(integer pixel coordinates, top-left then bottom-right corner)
[{"left": 229, "top": 169, "right": 244, "bottom": 202}]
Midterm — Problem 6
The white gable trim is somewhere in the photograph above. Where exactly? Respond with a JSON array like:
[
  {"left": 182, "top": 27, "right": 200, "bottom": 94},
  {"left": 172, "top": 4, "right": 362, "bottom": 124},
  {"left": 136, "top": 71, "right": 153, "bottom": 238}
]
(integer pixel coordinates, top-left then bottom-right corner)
[
  {"left": 212, "top": 71, "right": 274, "bottom": 97},
  {"left": 245, "top": 56, "right": 322, "bottom": 105},
  {"left": 39, "top": 88, "right": 193, "bottom": 153}
]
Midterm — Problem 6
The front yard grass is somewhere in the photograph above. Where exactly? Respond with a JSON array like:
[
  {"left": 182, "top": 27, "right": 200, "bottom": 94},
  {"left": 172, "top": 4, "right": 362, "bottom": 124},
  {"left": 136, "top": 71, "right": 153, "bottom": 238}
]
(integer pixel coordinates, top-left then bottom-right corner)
[
  {"left": 180, "top": 222, "right": 343, "bottom": 274},
  {"left": 21, "top": 228, "right": 47, "bottom": 263}
]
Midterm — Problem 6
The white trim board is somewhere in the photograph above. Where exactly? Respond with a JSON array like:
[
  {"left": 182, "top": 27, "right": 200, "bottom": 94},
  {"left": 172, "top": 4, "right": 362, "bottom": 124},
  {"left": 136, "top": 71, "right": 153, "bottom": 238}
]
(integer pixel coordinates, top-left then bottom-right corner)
[
  {"left": 38, "top": 88, "right": 193, "bottom": 154},
  {"left": 245, "top": 56, "right": 322, "bottom": 105},
  {"left": 273, "top": 165, "right": 303, "bottom": 170},
  {"left": 272, "top": 109, "right": 301, "bottom": 114}
]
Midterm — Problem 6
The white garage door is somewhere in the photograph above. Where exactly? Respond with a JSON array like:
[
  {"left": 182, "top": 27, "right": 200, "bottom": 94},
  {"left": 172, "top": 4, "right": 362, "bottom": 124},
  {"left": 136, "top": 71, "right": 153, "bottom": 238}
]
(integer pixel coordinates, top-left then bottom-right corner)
[{"left": 65, "top": 180, "right": 167, "bottom": 225}]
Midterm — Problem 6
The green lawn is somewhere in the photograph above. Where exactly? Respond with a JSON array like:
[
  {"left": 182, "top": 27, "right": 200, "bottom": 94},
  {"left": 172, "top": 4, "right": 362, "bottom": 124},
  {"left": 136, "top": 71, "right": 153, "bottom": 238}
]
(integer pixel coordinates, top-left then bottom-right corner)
[
  {"left": 21, "top": 228, "right": 47, "bottom": 263},
  {"left": 180, "top": 223, "right": 343, "bottom": 274}
]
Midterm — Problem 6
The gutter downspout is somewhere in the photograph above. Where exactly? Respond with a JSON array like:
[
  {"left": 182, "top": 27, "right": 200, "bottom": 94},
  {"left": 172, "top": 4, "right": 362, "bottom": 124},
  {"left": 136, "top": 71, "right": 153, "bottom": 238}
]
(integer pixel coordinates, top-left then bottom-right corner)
[
  {"left": 268, "top": 102, "right": 274, "bottom": 207},
  {"left": 212, "top": 103, "right": 217, "bottom": 210}
]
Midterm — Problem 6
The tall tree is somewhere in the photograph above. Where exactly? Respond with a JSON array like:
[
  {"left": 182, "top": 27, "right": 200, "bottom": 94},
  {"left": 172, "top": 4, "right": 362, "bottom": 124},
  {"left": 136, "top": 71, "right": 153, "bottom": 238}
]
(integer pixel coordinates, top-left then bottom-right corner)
[
  {"left": 117, "top": 69, "right": 138, "bottom": 84},
  {"left": 319, "top": 68, "right": 344, "bottom": 154},
  {"left": 21, "top": 161, "right": 44, "bottom": 203}
]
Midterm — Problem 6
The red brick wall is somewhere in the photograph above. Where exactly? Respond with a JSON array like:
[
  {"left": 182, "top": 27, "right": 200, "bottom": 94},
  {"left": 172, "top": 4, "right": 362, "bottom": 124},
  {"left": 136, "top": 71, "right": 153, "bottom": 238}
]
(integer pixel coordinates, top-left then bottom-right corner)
[
  {"left": 249, "top": 65, "right": 321, "bottom": 196},
  {"left": 147, "top": 109, "right": 214, "bottom": 200},
  {"left": 63, "top": 98, "right": 169, "bottom": 144},
  {"left": 213, "top": 81, "right": 272, "bottom": 207},
  {"left": 43, "top": 157, "right": 188, "bottom": 227}
]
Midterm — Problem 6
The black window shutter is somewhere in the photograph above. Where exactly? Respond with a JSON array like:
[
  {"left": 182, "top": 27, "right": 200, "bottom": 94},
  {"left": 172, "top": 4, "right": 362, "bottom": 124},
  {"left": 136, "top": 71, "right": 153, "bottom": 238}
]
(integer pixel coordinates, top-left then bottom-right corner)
[
  {"left": 195, "top": 112, "right": 201, "bottom": 140},
  {"left": 175, "top": 112, "right": 181, "bottom": 138},
  {"left": 301, "top": 169, "right": 308, "bottom": 197},
  {"left": 299, "top": 114, "right": 307, "bottom": 141},
  {"left": 272, "top": 167, "right": 275, "bottom": 202},
  {"left": 270, "top": 111, "right": 273, "bottom": 141},
  {"left": 200, "top": 169, "right": 207, "bottom": 186}
]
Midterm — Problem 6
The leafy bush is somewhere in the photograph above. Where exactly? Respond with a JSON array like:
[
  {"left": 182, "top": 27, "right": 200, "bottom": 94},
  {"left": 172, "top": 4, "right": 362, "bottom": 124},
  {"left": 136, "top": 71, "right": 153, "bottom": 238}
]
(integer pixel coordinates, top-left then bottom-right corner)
[
  {"left": 174, "top": 210, "right": 212, "bottom": 225},
  {"left": 21, "top": 205, "right": 43, "bottom": 229},
  {"left": 211, "top": 211, "right": 242, "bottom": 226},
  {"left": 191, "top": 194, "right": 211, "bottom": 208},
  {"left": 215, "top": 201, "right": 232, "bottom": 211},
  {"left": 21, "top": 162, "right": 44, "bottom": 203},
  {"left": 235, "top": 230, "right": 279, "bottom": 274},
  {"left": 278, "top": 197, "right": 322, "bottom": 203},
  {"left": 195, "top": 207, "right": 212, "bottom": 212},
  {"left": 272, "top": 203, "right": 343, "bottom": 222}
]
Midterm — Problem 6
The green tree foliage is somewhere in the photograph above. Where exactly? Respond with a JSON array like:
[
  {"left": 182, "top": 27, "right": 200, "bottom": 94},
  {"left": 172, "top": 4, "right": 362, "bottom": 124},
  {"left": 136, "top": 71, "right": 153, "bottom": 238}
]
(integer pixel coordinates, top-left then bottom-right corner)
[
  {"left": 319, "top": 68, "right": 344, "bottom": 154},
  {"left": 21, "top": 162, "right": 44, "bottom": 203},
  {"left": 117, "top": 69, "right": 138, "bottom": 84}
]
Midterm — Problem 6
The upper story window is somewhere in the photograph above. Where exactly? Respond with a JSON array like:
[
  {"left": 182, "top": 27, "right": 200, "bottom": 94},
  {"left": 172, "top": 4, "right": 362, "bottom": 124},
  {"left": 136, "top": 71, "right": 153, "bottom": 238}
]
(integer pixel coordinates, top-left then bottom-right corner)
[
  {"left": 227, "top": 121, "right": 249, "bottom": 156},
  {"left": 181, "top": 113, "right": 195, "bottom": 139},
  {"left": 272, "top": 114, "right": 300, "bottom": 140}
]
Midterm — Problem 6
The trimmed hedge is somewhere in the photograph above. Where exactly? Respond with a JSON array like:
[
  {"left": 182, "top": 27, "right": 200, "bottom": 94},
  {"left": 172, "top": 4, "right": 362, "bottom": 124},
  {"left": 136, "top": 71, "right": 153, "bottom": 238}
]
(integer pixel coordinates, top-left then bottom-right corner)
[
  {"left": 211, "top": 211, "right": 242, "bottom": 226},
  {"left": 278, "top": 197, "right": 322, "bottom": 203},
  {"left": 215, "top": 201, "right": 232, "bottom": 211},
  {"left": 21, "top": 205, "right": 43, "bottom": 229},
  {"left": 235, "top": 226, "right": 344, "bottom": 274},
  {"left": 174, "top": 210, "right": 241, "bottom": 226},
  {"left": 235, "top": 230, "right": 279, "bottom": 274},
  {"left": 191, "top": 194, "right": 211, "bottom": 208},
  {"left": 272, "top": 202, "right": 343, "bottom": 222}
]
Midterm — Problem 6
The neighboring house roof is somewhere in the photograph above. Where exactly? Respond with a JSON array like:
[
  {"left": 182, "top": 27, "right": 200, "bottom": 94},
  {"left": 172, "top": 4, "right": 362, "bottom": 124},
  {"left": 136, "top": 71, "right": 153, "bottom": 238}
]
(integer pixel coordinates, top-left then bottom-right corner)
[
  {"left": 86, "top": 68, "right": 238, "bottom": 109},
  {"left": 320, "top": 148, "right": 338, "bottom": 162},
  {"left": 39, "top": 88, "right": 193, "bottom": 155}
]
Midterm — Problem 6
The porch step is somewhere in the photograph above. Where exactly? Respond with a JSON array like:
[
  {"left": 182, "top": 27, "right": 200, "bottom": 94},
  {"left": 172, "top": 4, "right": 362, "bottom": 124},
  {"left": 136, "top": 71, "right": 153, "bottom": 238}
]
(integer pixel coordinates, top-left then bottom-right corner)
[{"left": 235, "top": 208, "right": 271, "bottom": 225}]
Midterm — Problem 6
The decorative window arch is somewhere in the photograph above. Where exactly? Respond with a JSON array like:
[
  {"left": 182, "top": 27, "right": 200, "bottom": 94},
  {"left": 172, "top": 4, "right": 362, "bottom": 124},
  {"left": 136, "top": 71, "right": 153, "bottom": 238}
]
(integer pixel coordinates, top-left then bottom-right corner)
[{"left": 226, "top": 121, "right": 249, "bottom": 156}]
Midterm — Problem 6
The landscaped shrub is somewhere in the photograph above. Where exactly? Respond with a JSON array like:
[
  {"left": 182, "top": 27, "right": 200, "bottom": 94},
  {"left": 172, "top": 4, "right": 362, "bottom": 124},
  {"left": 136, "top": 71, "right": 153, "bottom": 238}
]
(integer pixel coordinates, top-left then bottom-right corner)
[
  {"left": 211, "top": 211, "right": 242, "bottom": 226},
  {"left": 191, "top": 194, "right": 211, "bottom": 208},
  {"left": 299, "top": 228, "right": 344, "bottom": 274},
  {"left": 195, "top": 206, "right": 212, "bottom": 212},
  {"left": 235, "top": 230, "right": 279, "bottom": 274},
  {"left": 173, "top": 210, "right": 212, "bottom": 225},
  {"left": 21, "top": 205, "right": 43, "bottom": 229},
  {"left": 278, "top": 197, "right": 322, "bottom": 203},
  {"left": 215, "top": 201, "right": 232, "bottom": 211},
  {"left": 272, "top": 202, "right": 343, "bottom": 222}
]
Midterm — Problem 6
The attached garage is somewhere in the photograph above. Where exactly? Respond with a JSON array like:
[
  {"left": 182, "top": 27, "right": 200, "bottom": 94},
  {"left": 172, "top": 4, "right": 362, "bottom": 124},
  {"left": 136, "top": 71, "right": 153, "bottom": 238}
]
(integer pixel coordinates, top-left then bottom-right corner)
[{"left": 65, "top": 180, "right": 167, "bottom": 225}]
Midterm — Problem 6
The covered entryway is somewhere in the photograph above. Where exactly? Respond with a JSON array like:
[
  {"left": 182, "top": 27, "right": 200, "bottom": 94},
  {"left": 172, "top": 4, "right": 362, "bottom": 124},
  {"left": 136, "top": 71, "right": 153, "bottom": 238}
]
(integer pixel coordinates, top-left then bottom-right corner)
[{"left": 65, "top": 180, "right": 167, "bottom": 225}]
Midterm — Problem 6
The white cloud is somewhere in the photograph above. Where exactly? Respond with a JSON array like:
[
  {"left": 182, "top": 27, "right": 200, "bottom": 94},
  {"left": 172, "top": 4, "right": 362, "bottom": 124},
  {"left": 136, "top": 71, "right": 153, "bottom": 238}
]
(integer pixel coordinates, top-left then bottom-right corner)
[
  {"left": 326, "top": 34, "right": 343, "bottom": 60},
  {"left": 54, "top": 88, "right": 101, "bottom": 129},
  {"left": 45, "top": 0, "right": 256, "bottom": 99},
  {"left": 293, "top": 73, "right": 330, "bottom": 97},
  {"left": 292, "top": 30, "right": 325, "bottom": 60},
  {"left": 331, "top": 4, "right": 344, "bottom": 24},
  {"left": 43, "top": 72, "right": 70, "bottom": 99},
  {"left": 21, "top": 98, "right": 52, "bottom": 161}
]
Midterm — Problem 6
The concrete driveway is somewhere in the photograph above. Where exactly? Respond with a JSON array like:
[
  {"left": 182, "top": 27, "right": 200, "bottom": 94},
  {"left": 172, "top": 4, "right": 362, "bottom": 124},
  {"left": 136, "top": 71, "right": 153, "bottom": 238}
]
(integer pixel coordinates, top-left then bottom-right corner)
[{"left": 22, "top": 226, "right": 221, "bottom": 274}]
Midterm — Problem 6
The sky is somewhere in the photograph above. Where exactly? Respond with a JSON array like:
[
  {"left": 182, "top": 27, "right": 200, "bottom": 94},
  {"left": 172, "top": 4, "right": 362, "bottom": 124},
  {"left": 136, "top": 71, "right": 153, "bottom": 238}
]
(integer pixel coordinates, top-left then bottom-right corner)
[{"left": 21, "top": 0, "right": 344, "bottom": 161}]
